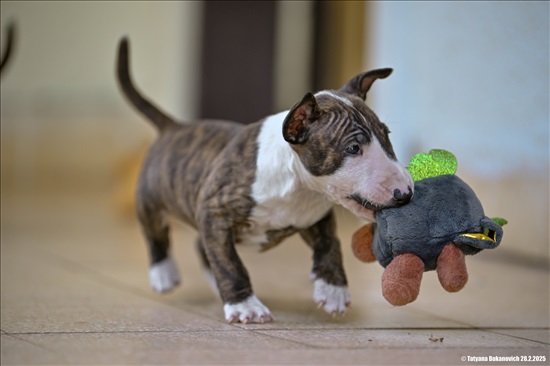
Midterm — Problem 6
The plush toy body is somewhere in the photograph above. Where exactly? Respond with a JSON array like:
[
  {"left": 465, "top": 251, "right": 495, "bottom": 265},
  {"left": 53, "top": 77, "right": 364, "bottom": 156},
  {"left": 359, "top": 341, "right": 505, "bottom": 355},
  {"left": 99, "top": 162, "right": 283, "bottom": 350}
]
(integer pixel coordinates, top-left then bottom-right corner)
[{"left": 352, "top": 150, "right": 506, "bottom": 306}]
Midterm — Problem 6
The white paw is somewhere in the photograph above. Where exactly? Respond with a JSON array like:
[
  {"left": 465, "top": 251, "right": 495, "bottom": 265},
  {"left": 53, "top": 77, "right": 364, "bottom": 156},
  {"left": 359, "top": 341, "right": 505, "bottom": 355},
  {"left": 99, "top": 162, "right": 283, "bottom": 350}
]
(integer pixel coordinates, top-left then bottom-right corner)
[
  {"left": 149, "top": 257, "right": 181, "bottom": 293},
  {"left": 313, "top": 278, "right": 351, "bottom": 315},
  {"left": 223, "top": 295, "right": 273, "bottom": 324}
]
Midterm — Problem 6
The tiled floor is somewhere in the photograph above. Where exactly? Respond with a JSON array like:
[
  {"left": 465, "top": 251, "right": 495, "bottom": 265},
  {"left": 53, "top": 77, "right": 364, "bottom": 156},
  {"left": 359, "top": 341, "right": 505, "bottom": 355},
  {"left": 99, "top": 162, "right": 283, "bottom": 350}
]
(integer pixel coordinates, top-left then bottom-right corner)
[{"left": 1, "top": 186, "right": 549, "bottom": 365}]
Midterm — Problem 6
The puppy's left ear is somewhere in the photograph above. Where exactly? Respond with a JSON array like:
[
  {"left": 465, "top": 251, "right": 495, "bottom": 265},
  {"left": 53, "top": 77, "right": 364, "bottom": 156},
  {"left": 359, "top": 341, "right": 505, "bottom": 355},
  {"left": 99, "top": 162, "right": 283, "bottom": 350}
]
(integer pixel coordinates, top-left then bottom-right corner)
[
  {"left": 283, "top": 92, "right": 319, "bottom": 144},
  {"left": 339, "top": 68, "right": 393, "bottom": 101}
]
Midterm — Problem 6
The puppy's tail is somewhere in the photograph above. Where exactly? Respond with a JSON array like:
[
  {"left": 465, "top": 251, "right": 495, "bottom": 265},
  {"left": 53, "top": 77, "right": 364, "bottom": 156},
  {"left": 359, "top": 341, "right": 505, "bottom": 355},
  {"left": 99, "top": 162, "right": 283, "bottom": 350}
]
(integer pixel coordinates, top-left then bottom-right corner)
[
  {"left": 1, "top": 21, "right": 15, "bottom": 75},
  {"left": 117, "top": 37, "right": 176, "bottom": 131}
]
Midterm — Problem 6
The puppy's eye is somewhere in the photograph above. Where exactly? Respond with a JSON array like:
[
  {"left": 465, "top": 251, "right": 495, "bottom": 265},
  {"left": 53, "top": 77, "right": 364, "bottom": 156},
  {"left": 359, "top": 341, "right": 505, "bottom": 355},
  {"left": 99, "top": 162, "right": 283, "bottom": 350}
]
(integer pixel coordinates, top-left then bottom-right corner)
[{"left": 345, "top": 144, "right": 361, "bottom": 156}]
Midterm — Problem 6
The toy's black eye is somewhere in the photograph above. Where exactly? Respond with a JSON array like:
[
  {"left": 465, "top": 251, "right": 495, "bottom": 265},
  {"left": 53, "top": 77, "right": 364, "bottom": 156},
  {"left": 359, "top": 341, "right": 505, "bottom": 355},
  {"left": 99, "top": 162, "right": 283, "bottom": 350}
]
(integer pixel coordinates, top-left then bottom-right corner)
[
  {"left": 345, "top": 143, "right": 361, "bottom": 156},
  {"left": 483, "top": 228, "right": 497, "bottom": 241}
]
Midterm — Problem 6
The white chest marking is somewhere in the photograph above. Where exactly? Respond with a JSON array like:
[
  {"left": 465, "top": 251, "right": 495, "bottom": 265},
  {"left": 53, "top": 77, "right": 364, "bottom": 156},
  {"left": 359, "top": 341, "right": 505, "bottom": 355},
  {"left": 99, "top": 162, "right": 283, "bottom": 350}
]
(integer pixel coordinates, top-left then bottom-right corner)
[{"left": 248, "top": 111, "right": 332, "bottom": 245}]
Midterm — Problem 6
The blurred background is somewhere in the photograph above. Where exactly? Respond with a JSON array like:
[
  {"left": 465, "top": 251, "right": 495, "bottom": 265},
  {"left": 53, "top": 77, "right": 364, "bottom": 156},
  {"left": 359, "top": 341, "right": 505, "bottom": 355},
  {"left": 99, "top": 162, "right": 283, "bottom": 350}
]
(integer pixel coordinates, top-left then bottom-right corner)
[{"left": 1, "top": 1, "right": 548, "bottom": 265}]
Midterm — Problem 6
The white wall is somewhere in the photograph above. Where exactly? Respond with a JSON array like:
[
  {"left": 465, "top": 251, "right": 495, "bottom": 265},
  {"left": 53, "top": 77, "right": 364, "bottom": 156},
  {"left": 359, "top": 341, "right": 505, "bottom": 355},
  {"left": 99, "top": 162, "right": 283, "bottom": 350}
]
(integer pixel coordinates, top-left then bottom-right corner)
[
  {"left": 367, "top": 1, "right": 548, "bottom": 178},
  {"left": 366, "top": 2, "right": 549, "bottom": 261}
]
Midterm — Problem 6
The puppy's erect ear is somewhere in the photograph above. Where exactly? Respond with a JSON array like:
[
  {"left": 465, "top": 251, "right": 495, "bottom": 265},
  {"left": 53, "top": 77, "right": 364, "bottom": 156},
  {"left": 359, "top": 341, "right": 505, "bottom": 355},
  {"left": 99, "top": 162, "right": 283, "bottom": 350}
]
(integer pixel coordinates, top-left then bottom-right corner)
[
  {"left": 339, "top": 68, "right": 393, "bottom": 101},
  {"left": 283, "top": 92, "right": 319, "bottom": 144}
]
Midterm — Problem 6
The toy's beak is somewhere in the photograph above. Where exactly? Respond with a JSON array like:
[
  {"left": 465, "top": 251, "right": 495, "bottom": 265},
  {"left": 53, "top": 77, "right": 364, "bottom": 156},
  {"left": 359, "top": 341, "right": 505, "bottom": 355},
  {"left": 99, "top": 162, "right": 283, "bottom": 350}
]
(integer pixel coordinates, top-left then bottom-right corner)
[
  {"left": 459, "top": 229, "right": 497, "bottom": 243},
  {"left": 455, "top": 217, "right": 502, "bottom": 250}
]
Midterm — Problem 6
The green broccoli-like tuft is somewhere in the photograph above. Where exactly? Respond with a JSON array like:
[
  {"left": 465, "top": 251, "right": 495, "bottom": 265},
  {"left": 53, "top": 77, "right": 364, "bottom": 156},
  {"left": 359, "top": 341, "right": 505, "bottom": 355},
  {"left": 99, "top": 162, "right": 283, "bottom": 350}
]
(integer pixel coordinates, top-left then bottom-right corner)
[{"left": 407, "top": 149, "right": 458, "bottom": 182}]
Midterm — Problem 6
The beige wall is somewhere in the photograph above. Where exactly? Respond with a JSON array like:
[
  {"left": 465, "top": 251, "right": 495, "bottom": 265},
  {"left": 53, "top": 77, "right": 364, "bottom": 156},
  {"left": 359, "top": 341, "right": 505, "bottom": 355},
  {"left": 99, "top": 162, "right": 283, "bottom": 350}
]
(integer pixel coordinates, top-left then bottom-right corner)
[
  {"left": 1, "top": 1, "right": 203, "bottom": 189},
  {"left": 1, "top": 1, "right": 202, "bottom": 120},
  {"left": 1, "top": 1, "right": 318, "bottom": 191},
  {"left": 273, "top": 1, "right": 314, "bottom": 112}
]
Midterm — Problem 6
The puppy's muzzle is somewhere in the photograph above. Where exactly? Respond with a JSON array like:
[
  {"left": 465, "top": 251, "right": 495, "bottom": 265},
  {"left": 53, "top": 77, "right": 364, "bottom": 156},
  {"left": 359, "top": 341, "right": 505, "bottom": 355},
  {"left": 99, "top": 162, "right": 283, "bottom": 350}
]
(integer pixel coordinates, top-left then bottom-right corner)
[{"left": 349, "top": 185, "right": 413, "bottom": 213}]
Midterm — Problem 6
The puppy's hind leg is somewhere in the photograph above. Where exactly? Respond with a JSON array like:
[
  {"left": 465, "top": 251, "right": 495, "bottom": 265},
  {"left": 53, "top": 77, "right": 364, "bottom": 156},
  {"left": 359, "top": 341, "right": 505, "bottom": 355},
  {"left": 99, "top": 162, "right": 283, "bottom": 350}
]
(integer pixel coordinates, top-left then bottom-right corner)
[{"left": 137, "top": 204, "right": 181, "bottom": 293}]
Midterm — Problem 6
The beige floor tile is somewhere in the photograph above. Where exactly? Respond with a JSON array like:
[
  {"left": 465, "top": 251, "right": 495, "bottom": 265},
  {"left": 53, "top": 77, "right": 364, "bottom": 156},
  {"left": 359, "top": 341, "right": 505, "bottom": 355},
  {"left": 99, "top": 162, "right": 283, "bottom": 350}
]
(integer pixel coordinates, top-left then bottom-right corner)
[
  {"left": 3, "top": 331, "right": 305, "bottom": 365},
  {"left": 403, "top": 255, "right": 549, "bottom": 328},
  {"left": 1, "top": 333, "right": 63, "bottom": 365},
  {"left": 251, "top": 328, "right": 548, "bottom": 350},
  {"left": 3, "top": 332, "right": 548, "bottom": 366},
  {"left": 1, "top": 244, "right": 232, "bottom": 334}
]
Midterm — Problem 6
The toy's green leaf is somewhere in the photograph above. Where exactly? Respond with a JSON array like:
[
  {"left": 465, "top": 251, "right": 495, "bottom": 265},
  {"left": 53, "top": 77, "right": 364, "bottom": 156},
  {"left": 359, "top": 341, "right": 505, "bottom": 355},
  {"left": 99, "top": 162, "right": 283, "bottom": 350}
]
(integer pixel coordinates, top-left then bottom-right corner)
[
  {"left": 407, "top": 149, "right": 458, "bottom": 181},
  {"left": 491, "top": 217, "right": 508, "bottom": 226}
]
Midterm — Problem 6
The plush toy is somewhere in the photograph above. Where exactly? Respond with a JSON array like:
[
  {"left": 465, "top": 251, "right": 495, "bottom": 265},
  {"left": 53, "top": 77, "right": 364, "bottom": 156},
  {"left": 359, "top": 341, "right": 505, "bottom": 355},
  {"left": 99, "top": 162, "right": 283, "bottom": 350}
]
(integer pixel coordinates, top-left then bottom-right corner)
[{"left": 352, "top": 149, "right": 507, "bottom": 306}]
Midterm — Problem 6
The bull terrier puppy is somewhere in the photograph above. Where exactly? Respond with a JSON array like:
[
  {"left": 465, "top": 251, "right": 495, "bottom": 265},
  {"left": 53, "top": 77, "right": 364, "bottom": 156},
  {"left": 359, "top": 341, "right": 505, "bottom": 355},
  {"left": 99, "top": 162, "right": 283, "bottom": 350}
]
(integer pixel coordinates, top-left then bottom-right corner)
[{"left": 116, "top": 37, "right": 413, "bottom": 324}]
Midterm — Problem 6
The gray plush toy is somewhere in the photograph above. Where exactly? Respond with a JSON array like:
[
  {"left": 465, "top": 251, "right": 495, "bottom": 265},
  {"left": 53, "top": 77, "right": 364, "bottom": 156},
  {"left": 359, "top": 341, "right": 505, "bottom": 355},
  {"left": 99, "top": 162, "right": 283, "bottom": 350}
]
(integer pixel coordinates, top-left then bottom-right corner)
[{"left": 352, "top": 149, "right": 506, "bottom": 306}]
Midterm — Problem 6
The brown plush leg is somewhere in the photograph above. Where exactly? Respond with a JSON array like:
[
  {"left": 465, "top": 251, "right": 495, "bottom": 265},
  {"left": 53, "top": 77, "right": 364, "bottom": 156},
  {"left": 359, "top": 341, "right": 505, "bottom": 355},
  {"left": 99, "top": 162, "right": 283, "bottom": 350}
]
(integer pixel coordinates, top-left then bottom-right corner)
[
  {"left": 437, "top": 243, "right": 468, "bottom": 292},
  {"left": 351, "top": 224, "right": 376, "bottom": 263},
  {"left": 381, "top": 253, "right": 424, "bottom": 306}
]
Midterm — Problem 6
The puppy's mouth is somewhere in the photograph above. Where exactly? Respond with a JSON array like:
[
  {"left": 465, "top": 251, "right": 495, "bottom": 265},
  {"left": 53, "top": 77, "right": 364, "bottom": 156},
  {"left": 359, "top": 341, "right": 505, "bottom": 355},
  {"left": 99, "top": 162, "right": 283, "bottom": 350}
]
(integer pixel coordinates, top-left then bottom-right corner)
[{"left": 348, "top": 194, "right": 384, "bottom": 212}]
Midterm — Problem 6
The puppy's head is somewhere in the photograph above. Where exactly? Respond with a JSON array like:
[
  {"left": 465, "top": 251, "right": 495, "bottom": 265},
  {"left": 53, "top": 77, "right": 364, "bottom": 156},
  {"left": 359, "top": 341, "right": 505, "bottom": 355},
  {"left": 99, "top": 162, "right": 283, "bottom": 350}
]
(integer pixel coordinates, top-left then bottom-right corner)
[{"left": 283, "top": 68, "right": 413, "bottom": 222}]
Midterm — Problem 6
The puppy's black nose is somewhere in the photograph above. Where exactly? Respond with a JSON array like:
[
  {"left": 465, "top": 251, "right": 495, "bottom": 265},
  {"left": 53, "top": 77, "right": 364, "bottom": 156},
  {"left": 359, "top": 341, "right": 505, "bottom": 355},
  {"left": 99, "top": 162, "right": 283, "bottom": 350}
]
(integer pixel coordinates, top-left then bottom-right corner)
[{"left": 393, "top": 186, "right": 413, "bottom": 206}]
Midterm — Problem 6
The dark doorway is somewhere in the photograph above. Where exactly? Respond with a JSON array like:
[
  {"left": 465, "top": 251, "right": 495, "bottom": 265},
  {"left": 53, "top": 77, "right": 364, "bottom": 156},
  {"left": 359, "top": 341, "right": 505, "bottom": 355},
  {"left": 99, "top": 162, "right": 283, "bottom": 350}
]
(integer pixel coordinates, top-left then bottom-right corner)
[{"left": 199, "top": 1, "right": 276, "bottom": 124}]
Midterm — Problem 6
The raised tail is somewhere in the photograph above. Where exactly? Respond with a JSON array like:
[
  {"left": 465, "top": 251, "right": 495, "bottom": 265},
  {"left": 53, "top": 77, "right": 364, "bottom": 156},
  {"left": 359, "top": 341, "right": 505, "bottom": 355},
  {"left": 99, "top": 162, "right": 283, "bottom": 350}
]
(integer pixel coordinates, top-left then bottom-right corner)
[
  {"left": 117, "top": 37, "right": 176, "bottom": 131},
  {"left": 1, "top": 21, "right": 15, "bottom": 75}
]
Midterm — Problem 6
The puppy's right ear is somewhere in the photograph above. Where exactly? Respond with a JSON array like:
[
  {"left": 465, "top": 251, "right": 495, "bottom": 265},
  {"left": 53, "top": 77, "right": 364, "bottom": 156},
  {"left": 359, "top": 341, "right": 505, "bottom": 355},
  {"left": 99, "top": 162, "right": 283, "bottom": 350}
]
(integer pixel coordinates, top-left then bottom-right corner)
[
  {"left": 283, "top": 92, "right": 319, "bottom": 144},
  {"left": 339, "top": 68, "right": 393, "bottom": 101}
]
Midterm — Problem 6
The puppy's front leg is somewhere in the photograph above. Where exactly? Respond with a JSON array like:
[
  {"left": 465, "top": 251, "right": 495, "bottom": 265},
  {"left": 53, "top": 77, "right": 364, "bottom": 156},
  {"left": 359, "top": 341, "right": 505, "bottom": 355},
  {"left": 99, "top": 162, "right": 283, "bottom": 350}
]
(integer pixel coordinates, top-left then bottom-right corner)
[
  {"left": 199, "top": 222, "right": 272, "bottom": 324},
  {"left": 300, "top": 210, "right": 351, "bottom": 316}
]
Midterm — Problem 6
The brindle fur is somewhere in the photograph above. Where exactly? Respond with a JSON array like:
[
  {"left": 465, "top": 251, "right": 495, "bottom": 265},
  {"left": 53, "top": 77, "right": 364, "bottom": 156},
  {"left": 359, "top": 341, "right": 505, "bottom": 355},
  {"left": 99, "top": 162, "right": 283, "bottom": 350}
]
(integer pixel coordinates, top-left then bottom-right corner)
[{"left": 283, "top": 90, "right": 397, "bottom": 177}]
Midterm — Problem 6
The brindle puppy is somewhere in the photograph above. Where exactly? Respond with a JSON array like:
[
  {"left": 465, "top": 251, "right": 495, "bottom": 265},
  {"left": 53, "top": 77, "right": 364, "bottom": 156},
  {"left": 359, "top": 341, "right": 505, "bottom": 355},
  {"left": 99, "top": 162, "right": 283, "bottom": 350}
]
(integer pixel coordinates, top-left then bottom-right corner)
[{"left": 117, "top": 37, "right": 413, "bottom": 323}]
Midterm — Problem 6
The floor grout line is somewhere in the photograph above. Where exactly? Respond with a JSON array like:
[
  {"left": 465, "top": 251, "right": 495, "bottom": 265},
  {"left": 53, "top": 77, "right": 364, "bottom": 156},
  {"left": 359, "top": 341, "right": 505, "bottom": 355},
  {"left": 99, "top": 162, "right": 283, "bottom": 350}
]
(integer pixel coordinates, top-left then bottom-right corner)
[
  {"left": 2, "top": 329, "right": 250, "bottom": 336},
  {"left": 4, "top": 327, "right": 548, "bottom": 336},
  {"left": 483, "top": 329, "right": 550, "bottom": 346}
]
